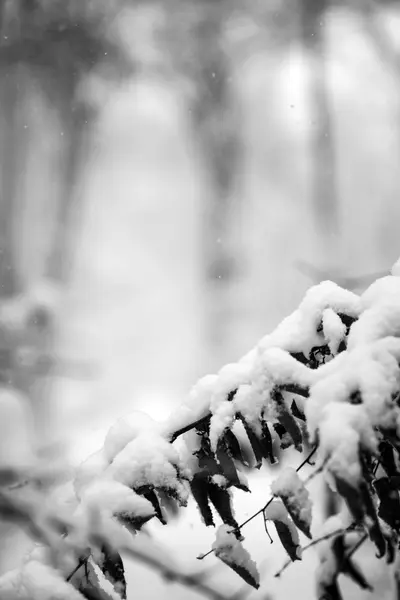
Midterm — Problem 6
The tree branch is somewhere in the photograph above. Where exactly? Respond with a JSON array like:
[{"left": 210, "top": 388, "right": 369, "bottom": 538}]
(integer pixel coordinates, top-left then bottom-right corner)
[{"left": 170, "top": 383, "right": 309, "bottom": 443}]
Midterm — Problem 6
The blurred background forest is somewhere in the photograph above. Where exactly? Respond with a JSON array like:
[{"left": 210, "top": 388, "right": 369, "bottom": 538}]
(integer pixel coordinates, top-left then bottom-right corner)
[{"left": 1, "top": 1, "right": 400, "bottom": 599}]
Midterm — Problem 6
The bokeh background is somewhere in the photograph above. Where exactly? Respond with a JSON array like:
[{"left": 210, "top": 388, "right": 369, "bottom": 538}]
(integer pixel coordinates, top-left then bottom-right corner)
[{"left": 1, "top": 1, "right": 400, "bottom": 599}]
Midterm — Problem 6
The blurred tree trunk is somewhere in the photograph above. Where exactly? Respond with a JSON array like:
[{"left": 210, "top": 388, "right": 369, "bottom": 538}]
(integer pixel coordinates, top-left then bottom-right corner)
[
  {"left": 192, "top": 0, "right": 243, "bottom": 365},
  {"left": 300, "top": 0, "right": 340, "bottom": 266}
]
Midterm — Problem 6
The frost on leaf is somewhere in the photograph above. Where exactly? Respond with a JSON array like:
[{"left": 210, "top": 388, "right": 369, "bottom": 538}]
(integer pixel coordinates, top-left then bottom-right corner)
[
  {"left": 212, "top": 525, "right": 260, "bottom": 589},
  {"left": 270, "top": 468, "right": 312, "bottom": 538},
  {"left": 264, "top": 500, "right": 302, "bottom": 562}
]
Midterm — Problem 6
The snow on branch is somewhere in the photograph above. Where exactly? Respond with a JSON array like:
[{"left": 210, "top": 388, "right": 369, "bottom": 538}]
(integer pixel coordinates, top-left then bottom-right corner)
[{"left": 3, "top": 262, "right": 400, "bottom": 597}]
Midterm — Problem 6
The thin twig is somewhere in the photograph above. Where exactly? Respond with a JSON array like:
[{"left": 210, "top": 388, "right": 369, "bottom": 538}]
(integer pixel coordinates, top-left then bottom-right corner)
[
  {"left": 197, "top": 447, "right": 317, "bottom": 560},
  {"left": 274, "top": 527, "right": 346, "bottom": 577},
  {"left": 66, "top": 555, "right": 89, "bottom": 582},
  {"left": 344, "top": 532, "right": 368, "bottom": 562}
]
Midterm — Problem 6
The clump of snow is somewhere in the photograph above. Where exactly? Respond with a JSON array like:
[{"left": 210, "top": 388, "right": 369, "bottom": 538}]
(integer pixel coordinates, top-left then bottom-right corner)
[
  {"left": 315, "top": 403, "right": 378, "bottom": 484},
  {"left": 258, "top": 281, "right": 361, "bottom": 355},
  {"left": 105, "top": 432, "right": 189, "bottom": 504},
  {"left": 212, "top": 474, "right": 228, "bottom": 488},
  {"left": 103, "top": 411, "right": 161, "bottom": 462},
  {"left": 162, "top": 374, "right": 218, "bottom": 438},
  {"left": 80, "top": 479, "right": 154, "bottom": 520},
  {"left": 74, "top": 449, "right": 109, "bottom": 499},
  {"left": 322, "top": 308, "right": 346, "bottom": 354}
]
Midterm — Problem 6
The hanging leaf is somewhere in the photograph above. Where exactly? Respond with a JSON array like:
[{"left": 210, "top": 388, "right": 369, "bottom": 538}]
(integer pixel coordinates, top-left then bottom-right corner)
[
  {"left": 260, "top": 420, "right": 277, "bottom": 464},
  {"left": 157, "top": 490, "right": 180, "bottom": 519},
  {"left": 212, "top": 525, "right": 260, "bottom": 589},
  {"left": 223, "top": 429, "right": 249, "bottom": 467},
  {"left": 373, "top": 477, "right": 400, "bottom": 532},
  {"left": 379, "top": 441, "right": 399, "bottom": 478},
  {"left": 291, "top": 400, "right": 306, "bottom": 422},
  {"left": 360, "top": 482, "right": 386, "bottom": 557},
  {"left": 208, "top": 482, "right": 239, "bottom": 531},
  {"left": 190, "top": 473, "right": 214, "bottom": 527},
  {"left": 72, "top": 559, "right": 117, "bottom": 600},
  {"left": 270, "top": 468, "right": 312, "bottom": 539},
  {"left": 238, "top": 416, "right": 264, "bottom": 468},
  {"left": 264, "top": 501, "right": 302, "bottom": 562},
  {"left": 272, "top": 391, "right": 303, "bottom": 452},
  {"left": 273, "top": 423, "right": 293, "bottom": 450},
  {"left": 195, "top": 429, "right": 220, "bottom": 476},
  {"left": 216, "top": 438, "right": 248, "bottom": 491},
  {"left": 136, "top": 488, "right": 166, "bottom": 525},
  {"left": 333, "top": 476, "right": 364, "bottom": 524},
  {"left": 97, "top": 545, "right": 127, "bottom": 600}
]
